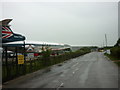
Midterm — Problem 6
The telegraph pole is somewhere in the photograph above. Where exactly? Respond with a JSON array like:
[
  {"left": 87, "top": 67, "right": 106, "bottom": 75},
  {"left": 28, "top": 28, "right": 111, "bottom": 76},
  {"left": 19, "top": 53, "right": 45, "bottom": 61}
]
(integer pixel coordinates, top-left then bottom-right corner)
[
  {"left": 105, "top": 34, "right": 107, "bottom": 48},
  {"left": 105, "top": 34, "right": 108, "bottom": 53},
  {"left": 23, "top": 40, "right": 26, "bottom": 74}
]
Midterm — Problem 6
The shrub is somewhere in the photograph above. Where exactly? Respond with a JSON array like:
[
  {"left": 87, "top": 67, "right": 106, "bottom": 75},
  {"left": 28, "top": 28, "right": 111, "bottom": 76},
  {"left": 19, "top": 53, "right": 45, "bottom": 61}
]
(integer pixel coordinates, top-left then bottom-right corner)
[{"left": 110, "top": 46, "right": 120, "bottom": 59}]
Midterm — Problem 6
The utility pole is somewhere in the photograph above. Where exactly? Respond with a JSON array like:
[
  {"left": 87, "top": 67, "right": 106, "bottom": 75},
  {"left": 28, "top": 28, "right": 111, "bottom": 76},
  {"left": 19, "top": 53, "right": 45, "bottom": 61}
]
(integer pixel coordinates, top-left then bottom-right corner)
[
  {"left": 105, "top": 34, "right": 108, "bottom": 53},
  {"left": 105, "top": 34, "right": 107, "bottom": 48},
  {"left": 23, "top": 40, "right": 26, "bottom": 74}
]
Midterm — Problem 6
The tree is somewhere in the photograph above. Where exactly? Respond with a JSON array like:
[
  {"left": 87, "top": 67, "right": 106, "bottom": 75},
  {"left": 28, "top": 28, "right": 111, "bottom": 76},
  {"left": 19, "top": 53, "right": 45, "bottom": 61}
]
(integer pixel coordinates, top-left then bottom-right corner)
[
  {"left": 41, "top": 46, "right": 51, "bottom": 66},
  {"left": 114, "top": 38, "right": 120, "bottom": 47}
]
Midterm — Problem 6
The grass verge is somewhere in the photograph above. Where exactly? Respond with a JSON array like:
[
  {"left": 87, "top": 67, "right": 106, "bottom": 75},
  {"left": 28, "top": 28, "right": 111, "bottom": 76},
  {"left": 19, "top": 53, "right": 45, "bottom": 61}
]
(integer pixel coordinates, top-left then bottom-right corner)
[{"left": 104, "top": 53, "right": 120, "bottom": 66}]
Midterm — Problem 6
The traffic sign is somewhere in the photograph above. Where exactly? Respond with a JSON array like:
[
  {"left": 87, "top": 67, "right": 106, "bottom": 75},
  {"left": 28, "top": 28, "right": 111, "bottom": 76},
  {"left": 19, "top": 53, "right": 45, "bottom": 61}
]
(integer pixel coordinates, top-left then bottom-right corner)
[{"left": 18, "top": 55, "right": 24, "bottom": 64}]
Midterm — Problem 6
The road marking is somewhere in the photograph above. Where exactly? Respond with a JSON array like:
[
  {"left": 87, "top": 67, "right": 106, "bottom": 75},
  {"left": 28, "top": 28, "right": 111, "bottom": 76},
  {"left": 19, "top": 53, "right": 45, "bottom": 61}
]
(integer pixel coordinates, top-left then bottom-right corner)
[
  {"left": 57, "top": 83, "right": 64, "bottom": 90},
  {"left": 72, "top": 63, "right": 78, "bottom": 68},
  {"left": 75, "top": 68, "right": 79, "bottom": 71},
  {"left": 60, "top": 83, "right": 64, "bottom": 87}
]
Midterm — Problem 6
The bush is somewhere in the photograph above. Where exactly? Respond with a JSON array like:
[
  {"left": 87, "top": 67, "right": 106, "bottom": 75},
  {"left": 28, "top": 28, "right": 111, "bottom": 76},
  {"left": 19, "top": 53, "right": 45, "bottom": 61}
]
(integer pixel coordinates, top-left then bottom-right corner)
[
  {"left": 41, "top": 46, "right": 52, "bottom": 66},
  {"left": 110, "top": 46, "right": 120, "bottom": 59}
]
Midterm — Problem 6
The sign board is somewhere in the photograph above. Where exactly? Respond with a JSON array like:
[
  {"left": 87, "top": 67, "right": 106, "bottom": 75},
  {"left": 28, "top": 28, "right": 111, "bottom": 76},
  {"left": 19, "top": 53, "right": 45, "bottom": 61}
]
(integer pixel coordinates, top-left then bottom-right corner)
[
  {"left": 27, "top": 45, "right": 34, "bottom": 52},
  {"left": 106, "top": 49, "right": 111, "bottom": 54},
  {"left": 18, "top": 55, "right": 24, "bottom": 64},
  {"left": 27, "top": 53, "right": 34, "bottom": 59}
]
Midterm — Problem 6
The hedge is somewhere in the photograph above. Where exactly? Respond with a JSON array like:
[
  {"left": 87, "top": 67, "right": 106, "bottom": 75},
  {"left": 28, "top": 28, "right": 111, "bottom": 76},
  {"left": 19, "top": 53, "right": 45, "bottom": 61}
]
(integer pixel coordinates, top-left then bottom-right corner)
[{"left": 110, "top": 46, "right": 120, "bottom": 59}]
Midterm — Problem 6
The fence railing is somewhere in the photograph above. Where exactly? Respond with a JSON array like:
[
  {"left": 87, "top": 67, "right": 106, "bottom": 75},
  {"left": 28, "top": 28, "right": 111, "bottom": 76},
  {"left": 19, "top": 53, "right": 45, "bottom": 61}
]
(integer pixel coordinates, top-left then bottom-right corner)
[{"left": 2, "top": 46, "right": 91, "bottom": 83}]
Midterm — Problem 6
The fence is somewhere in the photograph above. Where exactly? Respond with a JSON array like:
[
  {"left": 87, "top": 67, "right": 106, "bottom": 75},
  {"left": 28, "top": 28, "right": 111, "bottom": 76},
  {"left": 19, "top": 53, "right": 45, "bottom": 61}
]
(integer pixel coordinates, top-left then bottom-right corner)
[
  {"left": 2, "top": 46, "right": 25, "bottom": 82},
  {"left": 2, "top": 46, "right": 91, "bottom": 83}
]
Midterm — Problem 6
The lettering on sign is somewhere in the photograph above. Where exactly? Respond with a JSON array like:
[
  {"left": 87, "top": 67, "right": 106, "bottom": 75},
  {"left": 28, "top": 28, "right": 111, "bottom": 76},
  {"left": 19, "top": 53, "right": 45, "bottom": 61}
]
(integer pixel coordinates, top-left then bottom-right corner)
[{"left": 18, "top": 55, "right": 24, "bottom": 64}]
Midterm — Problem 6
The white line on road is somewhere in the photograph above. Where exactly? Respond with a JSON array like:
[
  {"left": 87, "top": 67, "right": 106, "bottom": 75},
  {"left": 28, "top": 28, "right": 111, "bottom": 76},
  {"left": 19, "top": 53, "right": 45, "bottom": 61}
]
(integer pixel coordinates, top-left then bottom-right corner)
[
  {"left": 75, "top": 68, "right": 79, "bottom": 71},
  {"left": 72, "top": 63, "right": 79, "bottom": 68},
  {"left": 57, "top": 83, "right": 64, "bottom": 90},
  {"left": 60, "top": 83, "right": 64, "bottom": 87}
]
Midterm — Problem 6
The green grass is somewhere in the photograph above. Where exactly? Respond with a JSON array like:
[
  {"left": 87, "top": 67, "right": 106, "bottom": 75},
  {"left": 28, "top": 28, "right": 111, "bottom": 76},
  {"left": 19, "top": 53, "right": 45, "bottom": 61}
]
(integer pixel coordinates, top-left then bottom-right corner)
[{"left": 104, "top": 53, "right": 120, "bottom": 66}]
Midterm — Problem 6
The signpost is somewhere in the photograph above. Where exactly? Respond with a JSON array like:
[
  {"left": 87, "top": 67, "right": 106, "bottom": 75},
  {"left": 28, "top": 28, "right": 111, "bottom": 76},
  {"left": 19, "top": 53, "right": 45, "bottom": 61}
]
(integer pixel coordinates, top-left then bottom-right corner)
[
  {"left": 27, "top": 53, "right": 34, "bottom": 60},
  {"left": 18, "top": 55, "right": 24, "bottom": 64}
]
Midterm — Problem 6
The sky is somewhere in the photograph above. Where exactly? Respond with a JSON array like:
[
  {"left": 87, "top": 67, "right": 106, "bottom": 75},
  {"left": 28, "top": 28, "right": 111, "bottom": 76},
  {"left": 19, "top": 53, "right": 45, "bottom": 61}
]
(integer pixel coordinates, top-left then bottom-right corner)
[{"left": 1, "top": 1, "right": 119, "bottom": 46}]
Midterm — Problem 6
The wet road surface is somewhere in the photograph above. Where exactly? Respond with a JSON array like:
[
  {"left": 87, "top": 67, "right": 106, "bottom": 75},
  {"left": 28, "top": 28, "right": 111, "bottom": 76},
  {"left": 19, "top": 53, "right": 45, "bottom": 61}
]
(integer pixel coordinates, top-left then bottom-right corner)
[{"left": 3, "top": 52, "right": 118, "bottom": 88}]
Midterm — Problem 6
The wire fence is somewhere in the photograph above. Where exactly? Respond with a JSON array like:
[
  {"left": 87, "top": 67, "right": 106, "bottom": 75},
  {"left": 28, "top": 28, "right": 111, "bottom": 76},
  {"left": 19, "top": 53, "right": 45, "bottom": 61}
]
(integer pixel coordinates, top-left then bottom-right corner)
[{"left": 2, "top": 46, "right": 91, "bottom": 83}]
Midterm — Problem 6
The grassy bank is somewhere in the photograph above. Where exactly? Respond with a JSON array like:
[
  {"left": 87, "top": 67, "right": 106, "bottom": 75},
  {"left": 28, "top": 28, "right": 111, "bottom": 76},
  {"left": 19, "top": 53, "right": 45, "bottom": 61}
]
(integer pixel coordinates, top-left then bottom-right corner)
[
  {"left": 104, "top": 53, "right": 120, "bottom": 66},
  {"left": 104, "top": 38, "right": 120, "bottom": 66}
]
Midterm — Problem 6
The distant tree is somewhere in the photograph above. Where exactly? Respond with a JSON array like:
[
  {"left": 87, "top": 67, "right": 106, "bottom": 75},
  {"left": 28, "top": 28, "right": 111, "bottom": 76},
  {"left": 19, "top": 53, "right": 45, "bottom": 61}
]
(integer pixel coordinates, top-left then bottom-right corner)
[
  {"left": 114, "top": 38, "right": 120, "bottom": 47},
  {"left": 41, "top": 46, "right": 52, "bottom": 66},
  {"left": 110, "top": 38, "right": 120, "bottom": 59}
]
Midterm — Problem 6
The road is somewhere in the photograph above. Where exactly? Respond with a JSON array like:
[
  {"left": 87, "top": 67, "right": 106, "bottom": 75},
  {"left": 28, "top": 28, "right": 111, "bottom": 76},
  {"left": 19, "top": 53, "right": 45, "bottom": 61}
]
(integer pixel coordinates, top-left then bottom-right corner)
[{"left": 3, "top": 52, "right": 118, "bottom": 88}]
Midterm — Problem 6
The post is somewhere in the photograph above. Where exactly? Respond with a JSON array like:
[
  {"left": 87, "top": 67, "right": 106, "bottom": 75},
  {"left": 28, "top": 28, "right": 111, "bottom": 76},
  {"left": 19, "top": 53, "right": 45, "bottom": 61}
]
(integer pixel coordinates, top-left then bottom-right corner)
[
  {"left": 105, "top": 34, "right": 108, "bottom": 53},
  {"left": 5, "top": 47, "right": 9, "bottom": 80},
  {"left": 23, "top": 40, "right": 26, "bottom": 74},
  {"left": 105, "top": 34, "right": 107, "bottom": 48}
]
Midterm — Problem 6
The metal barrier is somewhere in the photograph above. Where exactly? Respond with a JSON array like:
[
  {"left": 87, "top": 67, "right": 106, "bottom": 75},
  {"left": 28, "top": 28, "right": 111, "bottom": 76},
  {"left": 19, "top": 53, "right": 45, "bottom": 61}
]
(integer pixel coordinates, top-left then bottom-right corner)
[
  {"left": 2, "top": 46, "right": 51, "bottom": 83},
  {"left": 2, "top": 46, "right": 25, "bottom": 82},
  {"left": 2, "top": 46, "right": 90, "bottom": 83}
]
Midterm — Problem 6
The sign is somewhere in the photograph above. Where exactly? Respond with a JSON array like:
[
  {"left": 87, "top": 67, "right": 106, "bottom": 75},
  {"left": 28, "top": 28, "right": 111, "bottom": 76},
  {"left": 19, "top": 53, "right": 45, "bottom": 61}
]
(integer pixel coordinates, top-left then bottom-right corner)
[
  {"left": 27, "top": 53, "right": 34, "bottom": 59},
  {"left": 18, "top": 55, "right": 24, "bottom": 64},
  {"left": 106, "top": 49, "right": 111, "bottom": 54},
  {"left": 27, "top": 45, "right": 34, "bottom": 52},
  {"left": 34, "top": 53, "right": 39, "bottom": 56}
]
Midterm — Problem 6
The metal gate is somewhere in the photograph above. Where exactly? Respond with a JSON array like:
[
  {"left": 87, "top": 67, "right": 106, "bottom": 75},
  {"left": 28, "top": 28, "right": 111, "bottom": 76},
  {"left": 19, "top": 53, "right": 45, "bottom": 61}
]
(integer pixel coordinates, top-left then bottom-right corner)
[{"left": 2, "top": 46, "right": 26, "bottom": 83}]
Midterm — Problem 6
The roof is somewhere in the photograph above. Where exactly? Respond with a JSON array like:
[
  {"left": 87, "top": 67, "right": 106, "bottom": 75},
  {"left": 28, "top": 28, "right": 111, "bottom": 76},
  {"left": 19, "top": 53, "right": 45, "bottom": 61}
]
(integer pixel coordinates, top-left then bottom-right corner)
[{"left": 3, "top": 40, "right": 65, "bottom": 46}]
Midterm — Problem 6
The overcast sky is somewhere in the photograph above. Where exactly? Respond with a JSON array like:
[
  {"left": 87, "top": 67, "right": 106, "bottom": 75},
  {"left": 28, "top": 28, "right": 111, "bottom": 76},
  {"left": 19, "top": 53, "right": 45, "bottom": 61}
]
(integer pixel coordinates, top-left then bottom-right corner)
[{"left": 1, "top": 2, "right": 118, "bottom": 46}]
